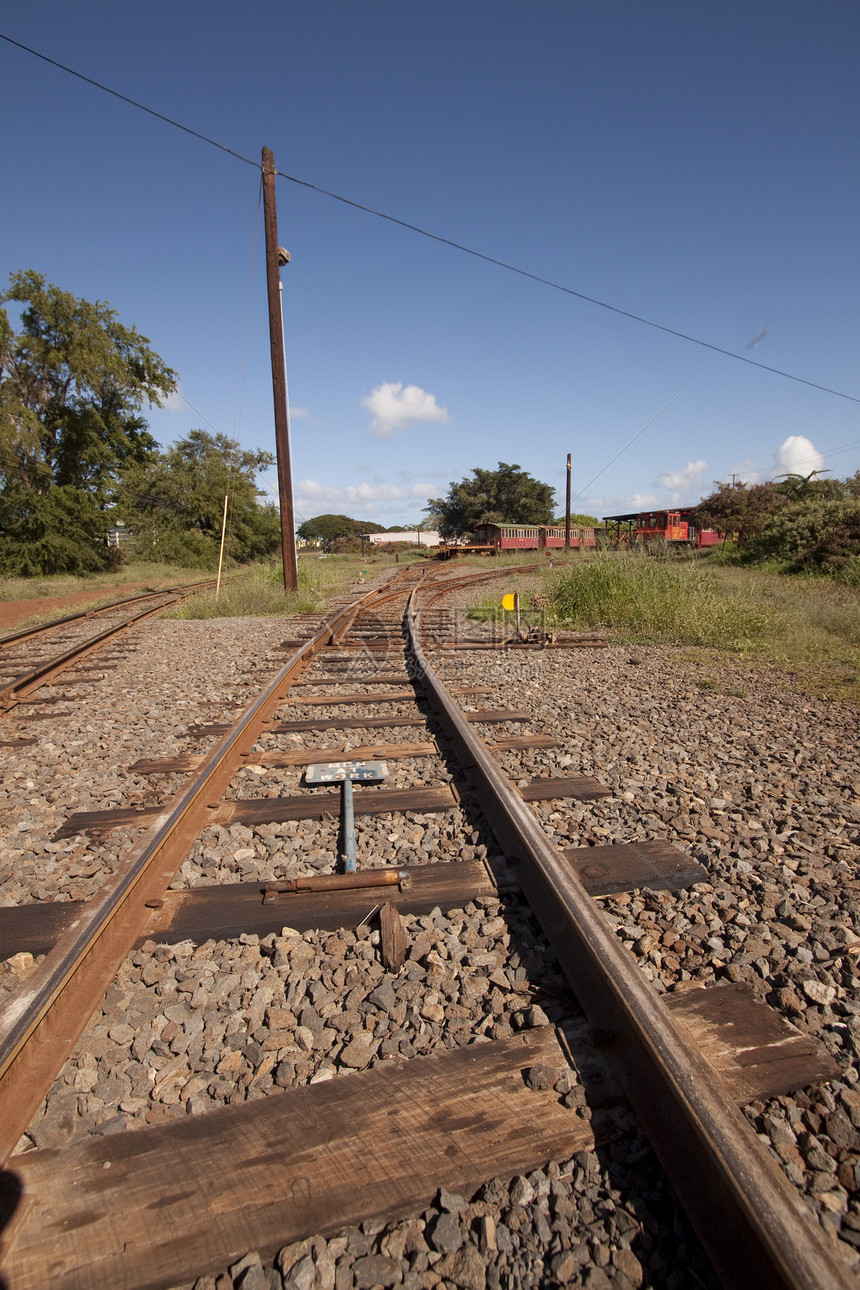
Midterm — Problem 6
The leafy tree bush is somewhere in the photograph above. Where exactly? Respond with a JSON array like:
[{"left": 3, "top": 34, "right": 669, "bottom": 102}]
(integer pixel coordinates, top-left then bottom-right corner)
[
  {"left": 0, "top": 270, "right": 175, "bottom": 497},
  {"left": 693, "top": 473, "right": 860, "bottom": 576},
  {"left": 329, "top": 534, "right": 364, "bottom": 554},
  {"left": 425, "top": 462, "right": 555, "bottom": 539},
  {"left": 0, "top": 483, "right": 119, "bottom": 576},
  {"left": 297, "top": 515, "right": 385, "bottom": 546},
  {"left": 692, "top": 480, "right": 784, "bottom": 547},
  {"left": 748, "top": 495, "right": 860, "bottom": 573},
  {"left": 0, "top": 270, "right": 176, "bottom": 575},
  {"left": 121, "top": 431, "right": 280, "bottom": 568}
]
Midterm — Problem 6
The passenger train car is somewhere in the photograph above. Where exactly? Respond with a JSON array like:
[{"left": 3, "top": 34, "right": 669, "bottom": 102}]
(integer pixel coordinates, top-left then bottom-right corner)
[{"left": 472, "top": 523, "right": 597, "bottom": 551}]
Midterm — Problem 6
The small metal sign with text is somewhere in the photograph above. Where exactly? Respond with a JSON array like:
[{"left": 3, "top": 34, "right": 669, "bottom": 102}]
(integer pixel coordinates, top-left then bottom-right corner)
[{"left": 305, "top": 760, "right": 388, "bottom": 784}]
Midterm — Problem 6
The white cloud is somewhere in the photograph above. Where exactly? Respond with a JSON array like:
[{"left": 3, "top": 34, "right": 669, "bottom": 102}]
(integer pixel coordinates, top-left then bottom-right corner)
[
  {"left": 163, "top": 388, "right": 186, "bottom": 412},
  {"left": 361, "top": 382, "right": 450, "bottom": 437},
  {"left": 656, "top": 459, "right": 707, "bottom": 493},
  {"left": 289, "top": 406, "right": 309, "bottom": 420},
  {"left": 773, "top": 435, "right": 824, "bottom": 477},
  {"left": 296, "top": 478, "right": 434, "bottom": 513}
]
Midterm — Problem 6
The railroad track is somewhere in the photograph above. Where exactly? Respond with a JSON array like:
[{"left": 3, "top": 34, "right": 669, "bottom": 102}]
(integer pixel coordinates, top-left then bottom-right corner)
[
  {"left": 0, "top": 564, "right": 855, "bottom": 1289},
  {"left": 0, "top": 578, "right": 226, "bottom": 719}
]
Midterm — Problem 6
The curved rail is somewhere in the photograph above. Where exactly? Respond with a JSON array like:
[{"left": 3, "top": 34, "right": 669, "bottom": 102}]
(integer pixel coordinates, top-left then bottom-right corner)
[
  {"left": 407, "top": 585, "right": 853, "bottom": 1290},
  {"left": 0, "top": 578, "right": 222, "bottom": 649},
  {"left": 0, "top": 577, "right": 232, "bottom": 713}
]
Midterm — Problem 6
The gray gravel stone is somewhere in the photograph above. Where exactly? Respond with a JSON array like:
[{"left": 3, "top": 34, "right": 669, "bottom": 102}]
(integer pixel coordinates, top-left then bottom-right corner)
[{"left": 7, "top": 594, "right": 860, "bottom": 1286}]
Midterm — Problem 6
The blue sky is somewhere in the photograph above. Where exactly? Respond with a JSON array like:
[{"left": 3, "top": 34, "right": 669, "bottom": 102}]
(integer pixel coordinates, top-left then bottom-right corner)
[{"left": 1, "top": 1, "right": 857, "bottom": 527}]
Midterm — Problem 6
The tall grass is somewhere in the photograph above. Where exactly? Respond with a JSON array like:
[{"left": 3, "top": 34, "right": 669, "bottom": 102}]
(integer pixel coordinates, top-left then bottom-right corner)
[
  {"left": 0, "top": 561, "right": 208, "bottom": 603},
  {"left": 534, "top": 549, "right": 860, "bottom": 701},
  {"left": 546, "top": 550, "right": 772, "bottom": 648},
  {"left": 711, "top": 565, "right": 860, "bottom": 692},
  {"left": 168, "top": 561, "right": 327, "bottom": 619}
]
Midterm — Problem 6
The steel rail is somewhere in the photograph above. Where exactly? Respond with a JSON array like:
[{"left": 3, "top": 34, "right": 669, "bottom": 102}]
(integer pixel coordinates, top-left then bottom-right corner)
[
  {"left": 328, "top": 561, "right": 540, "bottom": 644},
  {"left": 0, "top": 577, "right": 224, "bottom": 649},
  {"left": 0, "top": 576, "right": 408, "bottom": 1165},
  {"left": 0, "top": 577, "right": 240, "bottom": 713},
  {"left": 0, "top": 595, "right": 182, "bottom": 713},
  {"left": 407, "top": 588, "right": 854, "bottom": 1290}
]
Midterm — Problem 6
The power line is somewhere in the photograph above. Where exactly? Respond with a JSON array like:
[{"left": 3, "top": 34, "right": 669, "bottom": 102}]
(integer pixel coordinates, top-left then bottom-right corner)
[
  {"left": 272, "top": 169, "right": 859, "bottom": 407},
  {"left": 2, "top": 28, "right": 859, "bottom": 406},
  {"left": 0, "top": 32, "right": 257, "bottom": 169},
  {"left": 571, "top": 381, "right": 697, "bottom": 507}
]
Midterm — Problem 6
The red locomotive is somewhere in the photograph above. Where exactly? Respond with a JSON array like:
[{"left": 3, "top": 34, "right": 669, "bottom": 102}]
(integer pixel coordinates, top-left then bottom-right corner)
[{"left": 602, "top": 509, "right": 722, "bottom": 548}]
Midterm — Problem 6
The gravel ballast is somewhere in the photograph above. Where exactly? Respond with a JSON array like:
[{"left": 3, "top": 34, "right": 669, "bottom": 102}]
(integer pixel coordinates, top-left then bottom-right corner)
[{"left": 1, "top": 588, "right": 859, "bottom": 1288}]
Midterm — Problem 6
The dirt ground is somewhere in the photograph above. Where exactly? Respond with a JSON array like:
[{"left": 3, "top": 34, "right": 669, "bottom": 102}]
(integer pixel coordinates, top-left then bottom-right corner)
[{"left": 0, "top": 584, "right": 153, "bottom": 633}]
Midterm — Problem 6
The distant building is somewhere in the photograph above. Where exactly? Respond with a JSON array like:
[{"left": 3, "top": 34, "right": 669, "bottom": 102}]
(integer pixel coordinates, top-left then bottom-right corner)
[
  {"left": 365, "top": 530, "right": 440, "bottom": 546},
  {"left": 106, "top": 523, "right": 133, "bottom": 548}
]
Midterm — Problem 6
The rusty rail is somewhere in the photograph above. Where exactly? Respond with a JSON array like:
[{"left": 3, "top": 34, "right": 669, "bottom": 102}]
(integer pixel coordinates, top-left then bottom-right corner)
[
  {"left": 0, "top": 577, "right": 223, "bottom": 649},
  {"left": 0, "top": 578, "right": 234, "bottom": 712},
  {"left": 0, "top": 579, "right": 401, "bottom": 1161},
  {"left": 406, "top": 586, "right": 853, "bottom": 1290}
]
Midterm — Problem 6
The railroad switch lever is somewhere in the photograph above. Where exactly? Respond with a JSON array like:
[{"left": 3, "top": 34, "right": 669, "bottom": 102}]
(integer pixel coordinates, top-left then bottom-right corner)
[
  {"left": 304, "top": 760, "right": 389, "bottom": 873},
  {"left": 262, "top": 868, "right": 412, "bottom": 902}
]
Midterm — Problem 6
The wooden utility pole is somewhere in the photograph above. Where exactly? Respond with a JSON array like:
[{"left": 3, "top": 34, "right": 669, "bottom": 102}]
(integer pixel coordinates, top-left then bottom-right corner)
[
  {"left": 262, "top": 146, "right": 298, "bottom": 593},
  {"left": 564, "top": 452, "right": 572, "bottom": 549}
]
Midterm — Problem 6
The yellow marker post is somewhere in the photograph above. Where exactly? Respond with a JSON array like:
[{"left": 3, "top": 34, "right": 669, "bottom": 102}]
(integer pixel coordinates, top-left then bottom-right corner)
[{"left": 501, "top": 592, "right": 520, "bottom": 638}]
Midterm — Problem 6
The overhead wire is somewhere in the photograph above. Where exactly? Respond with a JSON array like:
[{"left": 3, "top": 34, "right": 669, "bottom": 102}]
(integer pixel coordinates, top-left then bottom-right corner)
[
  {"left": 0, "top": 32, "right": 257, "bottom": 170},
  {"left": 2, "top": 28, "right": 858, "bottom": 408},
  {"left": 570, "top": 381, "right": 697, "bottom": 508},
  {"left": 270, "top": 169, "right": 859, "bottom": 407}
]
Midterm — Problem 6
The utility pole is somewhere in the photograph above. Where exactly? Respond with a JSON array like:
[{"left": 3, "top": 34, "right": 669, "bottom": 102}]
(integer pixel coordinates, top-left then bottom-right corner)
[
  {"left": 262, "top": 146, "right": 298, "bottom": 593},
  {"left": 565, "top": 452, "right": 572, "bottom": 549}
]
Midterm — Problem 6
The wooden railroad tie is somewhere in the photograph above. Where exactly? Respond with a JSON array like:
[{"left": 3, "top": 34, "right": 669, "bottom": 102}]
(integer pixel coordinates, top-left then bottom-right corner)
[
  {"left": 283, "top": 686, "right": 491, "bottom": 707},
  {"left": 183, "top": 708, "right": 530, "bottom": 740},
  {"left": 129, "top": 733, "right": 560, "bottom": 777},
  {"left": 129, "top": 742, "right": 440, "bottom": 776},
  {"left": 0, "top": 1003, "right": 837, "bottom": 1290},
  {"left": 1, "top": 846, "right": 705, "bottom": 957},
  {"left": 289, "top": 675, "right": 418, "bottom": 687},
  {"left": 53, "top": 776, "right": 611, "bottom": 840}
]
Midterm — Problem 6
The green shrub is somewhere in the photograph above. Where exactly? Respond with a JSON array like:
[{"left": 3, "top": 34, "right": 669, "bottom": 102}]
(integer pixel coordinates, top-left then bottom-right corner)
[
  {"left": 748, "top": 497, "right": 860, "bottom": 572},
  {"left": 546, "top": 550, "right": 771, "bottom": 648}
]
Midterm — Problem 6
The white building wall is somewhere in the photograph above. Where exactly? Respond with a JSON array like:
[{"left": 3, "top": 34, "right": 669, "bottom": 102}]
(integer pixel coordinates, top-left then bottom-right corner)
[{"left": 366, "top": 530, "right": 440, "bottom": 545}]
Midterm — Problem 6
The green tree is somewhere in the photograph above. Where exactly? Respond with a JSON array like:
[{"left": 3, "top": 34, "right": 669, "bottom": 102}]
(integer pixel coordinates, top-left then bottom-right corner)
[
  {"left": 425, "top": 462, "right": 556, "bottom": 540},
  {"left": 0, "top": 484, "right": 120, "bottom": 576},
  {"left": 694, "top": 473, "right": 860, "bottom": 576},
  {"left": 120, "top": 431, "right": 279, "bottom": 567},
  {"left": 296, "top": 515, "right": 385, "bottom": 548},
  {"left": 0, "top": 270, "right": 176, "bottom": 498},
  {"left": 774, "top": 470, "right": 837, "bottom": 501},
  {"left": 748, "top": 494, "right": 860, "bottom": 572},
  {"left": 553, "top": 512, "right": 599, "bottom": 526},
  {"left": 692, "top": 480, "right": 783, "bottom": 547}
]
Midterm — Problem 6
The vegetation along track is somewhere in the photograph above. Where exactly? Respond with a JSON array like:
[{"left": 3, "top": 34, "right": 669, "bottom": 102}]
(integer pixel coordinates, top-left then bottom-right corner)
[
  {"left": 0, "top": 562, "right": 856, "bottom": 1289},
  {"left": 0, "top": 579, "right": 226, "bottom": 719}
]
